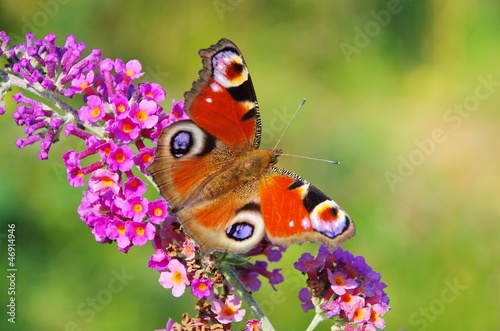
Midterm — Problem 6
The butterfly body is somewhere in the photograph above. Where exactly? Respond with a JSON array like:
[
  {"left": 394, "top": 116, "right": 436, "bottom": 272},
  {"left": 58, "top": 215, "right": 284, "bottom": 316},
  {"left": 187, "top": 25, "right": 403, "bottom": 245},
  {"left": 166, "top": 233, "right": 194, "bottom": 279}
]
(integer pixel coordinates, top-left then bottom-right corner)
[{"left": 148, "top": 39, "right": 354, "bottom": 253}]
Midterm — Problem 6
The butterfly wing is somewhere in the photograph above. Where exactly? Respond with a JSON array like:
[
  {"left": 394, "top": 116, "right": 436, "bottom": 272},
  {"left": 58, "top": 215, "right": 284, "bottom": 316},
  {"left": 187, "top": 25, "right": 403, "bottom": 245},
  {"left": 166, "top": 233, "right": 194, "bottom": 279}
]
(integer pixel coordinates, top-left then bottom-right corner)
[
  {"left": 259, "top": 168, "right": 355, "bottom": 250},
  {"left": 184, "top": 38, "right": 262, "bottom": 149},
  {"left": 170, "top": 167, "right": 354, "bottom": 253}
]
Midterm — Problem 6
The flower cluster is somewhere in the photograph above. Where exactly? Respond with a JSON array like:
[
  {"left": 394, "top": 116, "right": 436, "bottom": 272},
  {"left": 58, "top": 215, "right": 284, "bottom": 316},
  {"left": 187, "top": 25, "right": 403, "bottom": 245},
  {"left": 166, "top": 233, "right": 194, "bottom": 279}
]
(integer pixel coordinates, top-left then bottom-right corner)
[
  {"left": 0, "top": 31, "right": 189, "bottom": 253},
  {"left": 1, "top": 31, "right": 391, "bottom": 331},
  {"left": 1, "top": 31, "right": 288, "bottom": 330},
  {"left": 295, "top": 245, "right": 391, "bottom": 330},
  {"left": 149, "top": 221, "right": 285, "bottom": 330}
]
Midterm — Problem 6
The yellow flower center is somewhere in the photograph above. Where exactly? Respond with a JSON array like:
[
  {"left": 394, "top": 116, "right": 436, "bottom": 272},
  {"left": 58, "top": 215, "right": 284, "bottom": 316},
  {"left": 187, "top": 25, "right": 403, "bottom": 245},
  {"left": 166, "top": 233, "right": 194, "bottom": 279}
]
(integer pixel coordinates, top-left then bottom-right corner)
[
  {"left": 135, "top": 110, "right": 147, "bottom": 122},
  {"left": 91, "top": 106, "right": 101, "bottom": 118},
  {"left": 116, "top": 104, "right": 126, "bottom": 114},
  {"left": 133, "top": 203, "right": 143, "bottom": 214},
  {"left": 114, "top": 151, "right": 125, "bottom": 163},
  {"left": 142, "top": 153, "right": 152, "bottom": 163},
  {"left": 153, "top": 207, "right": 163, "bottom": 217},
  {"left": 102, "top": 176, "right": 114, "bottom": 187},
  {"left": 172, "top": 271, "right": 183, "bottom": 285},
  {"left": 135, "top": 225, "right": 145, "bottom": 236},
  {"left": 334, "top": 275, "right": 345, "bottom": 286},
  {"left": 221, "top": 305, "right": 236, "bottom": 317},
  {"left": 122, "top": 122, "right": 133, "bottom": 134},
  {"left": 117, "top": 223, "right": 126, "bottom": 235}
]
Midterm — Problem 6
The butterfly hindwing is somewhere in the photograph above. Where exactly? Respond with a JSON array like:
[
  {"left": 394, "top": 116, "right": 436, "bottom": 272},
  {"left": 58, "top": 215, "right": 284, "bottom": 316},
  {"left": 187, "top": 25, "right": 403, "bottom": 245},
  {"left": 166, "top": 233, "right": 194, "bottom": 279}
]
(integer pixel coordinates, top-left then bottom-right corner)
[{"left": 259, "top": 169, "right": 355, "bottom": 250}]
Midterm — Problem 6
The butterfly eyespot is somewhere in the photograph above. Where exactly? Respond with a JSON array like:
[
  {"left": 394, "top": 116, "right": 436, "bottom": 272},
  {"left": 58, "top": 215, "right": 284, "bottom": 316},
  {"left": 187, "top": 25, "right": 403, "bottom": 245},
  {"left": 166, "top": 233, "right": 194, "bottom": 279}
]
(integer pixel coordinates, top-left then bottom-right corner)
[
  {"left": 226, "top": 222, "right": 254, "bottom": 241},
  {"left": 170, "top": 131, "right": 193, "bottom": 158},
  {"left": 310, "top": 200, "right": 350, "bottom": 239}
]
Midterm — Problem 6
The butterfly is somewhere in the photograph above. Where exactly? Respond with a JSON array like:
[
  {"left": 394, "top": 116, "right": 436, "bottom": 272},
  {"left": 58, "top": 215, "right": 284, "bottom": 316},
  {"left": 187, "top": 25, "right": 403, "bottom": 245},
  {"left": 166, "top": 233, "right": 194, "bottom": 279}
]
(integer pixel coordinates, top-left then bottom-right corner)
[{"left": 147, "top": 39, "right": 354, "bottom": 253}]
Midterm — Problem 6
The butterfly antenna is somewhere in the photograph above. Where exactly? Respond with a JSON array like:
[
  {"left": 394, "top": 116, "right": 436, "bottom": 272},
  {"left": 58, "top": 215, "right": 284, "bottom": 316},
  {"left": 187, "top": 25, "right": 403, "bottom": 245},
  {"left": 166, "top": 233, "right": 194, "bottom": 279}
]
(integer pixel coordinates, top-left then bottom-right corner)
[
  {"left": 273, "top": 98, "right": 306, "bottom": 150},
  {"left": 280, "top": 153, "right": 340, "bottom": 165}
]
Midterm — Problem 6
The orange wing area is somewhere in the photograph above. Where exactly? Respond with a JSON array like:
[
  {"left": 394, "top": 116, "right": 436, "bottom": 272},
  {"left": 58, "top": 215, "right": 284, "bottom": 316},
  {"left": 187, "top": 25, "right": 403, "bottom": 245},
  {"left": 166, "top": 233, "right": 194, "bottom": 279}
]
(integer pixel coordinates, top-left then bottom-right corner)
[
  {"left": 188, "top": 81, "right": 255, "bottom": 148},
  {"left": 258, "top": 171, "right": 355, "bottom": 249},
  {"left": 259, "top": 174, "right": 310, "bottom": 239}
]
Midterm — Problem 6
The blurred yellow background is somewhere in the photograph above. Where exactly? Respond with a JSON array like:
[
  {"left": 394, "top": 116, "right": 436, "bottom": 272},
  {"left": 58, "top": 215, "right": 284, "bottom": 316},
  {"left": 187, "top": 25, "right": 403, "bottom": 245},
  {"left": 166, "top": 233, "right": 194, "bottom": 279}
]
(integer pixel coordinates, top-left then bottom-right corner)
[{"left": 1, "top": 1, "right": 499, "bottom": 330}]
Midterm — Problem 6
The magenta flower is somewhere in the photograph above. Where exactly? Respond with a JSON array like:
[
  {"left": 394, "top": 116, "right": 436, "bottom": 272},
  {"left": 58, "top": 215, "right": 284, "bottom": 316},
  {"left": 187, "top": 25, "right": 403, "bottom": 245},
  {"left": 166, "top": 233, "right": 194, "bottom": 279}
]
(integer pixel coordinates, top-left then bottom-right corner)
[
  {"left": 110, "top": 94, "right": 130, "bottom": 118},
  {"left": 125, "top": 196, "right": 148, "bottom": 222},
  {"left": 159, "top": 259, "right": 189, "bottom": 297},
  {"left": 147, "top": 199, "right": 168, "bottom": 224},
  {"left": 211, "top": 295, "right": 246, "bottom": 324},
  {"left": 191, "top": 278, "right": 212, "bottom": 298},
  {"left": 126, "top": 221, "right": 155, "bottom": 246},
  {"left": 78, "top": 95, "right": 106, "bottom": 123},
  {"left": 106, "top": 219, "right": 131, "bottom": 252},
  {"left": 133, "top": 147, "right": 155, "bottom": 172},
  {"left": 110, "top": 117, "right": 140, "bottom": 142},
  {"left": 148, "top": 249, "right": 170, "bottom": 271},
  {"left": 124, "top": 177, "right": 147, "bottom": 197},
  {"left": 107, "top": 145, "right": 135, "bottom": 171}
]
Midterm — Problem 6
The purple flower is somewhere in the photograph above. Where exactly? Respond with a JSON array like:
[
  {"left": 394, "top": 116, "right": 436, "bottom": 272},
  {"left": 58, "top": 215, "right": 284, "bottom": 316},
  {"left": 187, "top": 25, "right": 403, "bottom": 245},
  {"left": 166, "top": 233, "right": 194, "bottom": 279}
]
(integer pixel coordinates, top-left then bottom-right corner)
[
  {"left": 123, "top": 177, "right": 147, "bottom": 197},
  {"left": 88, "top": 169, "right": 120, "bottom": 194}
]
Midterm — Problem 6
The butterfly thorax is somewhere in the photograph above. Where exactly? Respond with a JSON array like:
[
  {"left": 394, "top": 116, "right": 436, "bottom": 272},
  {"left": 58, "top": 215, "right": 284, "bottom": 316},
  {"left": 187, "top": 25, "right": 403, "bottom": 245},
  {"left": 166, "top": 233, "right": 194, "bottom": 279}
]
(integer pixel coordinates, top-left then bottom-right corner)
[{"left": 199, "top": 148, "right": 278, "bottom": 201}]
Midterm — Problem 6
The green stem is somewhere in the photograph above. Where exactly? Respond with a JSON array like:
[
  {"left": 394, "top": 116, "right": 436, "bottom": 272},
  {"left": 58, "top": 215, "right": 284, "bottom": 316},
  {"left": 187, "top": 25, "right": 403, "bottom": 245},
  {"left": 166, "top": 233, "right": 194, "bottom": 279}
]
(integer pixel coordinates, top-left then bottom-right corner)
[
  {"left": 218, "top": 263, "right": 275, "bottom": 331},
  {"left": 305, "top": 312, "right": 326, "bottom": 331}
]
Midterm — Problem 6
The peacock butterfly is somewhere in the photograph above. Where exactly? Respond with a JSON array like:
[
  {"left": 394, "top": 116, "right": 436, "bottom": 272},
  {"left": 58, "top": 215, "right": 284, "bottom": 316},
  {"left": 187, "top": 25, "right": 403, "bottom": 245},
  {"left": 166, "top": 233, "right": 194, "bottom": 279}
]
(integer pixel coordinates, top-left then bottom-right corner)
[{"left": 147, "top": 39, "right": 355, "bottom": 253}]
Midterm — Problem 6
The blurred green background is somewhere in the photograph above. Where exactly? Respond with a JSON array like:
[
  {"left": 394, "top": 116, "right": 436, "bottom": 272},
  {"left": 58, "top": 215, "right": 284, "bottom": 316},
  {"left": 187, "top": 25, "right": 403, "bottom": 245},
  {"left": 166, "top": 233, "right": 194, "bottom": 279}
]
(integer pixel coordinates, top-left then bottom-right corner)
[{"left": 1, "top": 1, "right": 499, "bottom": 330}]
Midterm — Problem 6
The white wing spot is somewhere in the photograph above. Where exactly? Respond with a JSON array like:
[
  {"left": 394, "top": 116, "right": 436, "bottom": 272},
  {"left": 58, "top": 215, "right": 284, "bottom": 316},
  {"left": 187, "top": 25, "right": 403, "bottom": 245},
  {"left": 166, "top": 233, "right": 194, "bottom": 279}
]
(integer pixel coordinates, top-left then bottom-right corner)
[
  {"left": 210, "top": 82, "right": 222, "bottom": 92},
  {"left": 205, "top": 97, "right": 212, "bottom": 103},
  {"left": 301, "top": 218, "right": 310, "bottom": 230},
  {"left": 289, "top": 220, "right": 294, "bottom": 227}
]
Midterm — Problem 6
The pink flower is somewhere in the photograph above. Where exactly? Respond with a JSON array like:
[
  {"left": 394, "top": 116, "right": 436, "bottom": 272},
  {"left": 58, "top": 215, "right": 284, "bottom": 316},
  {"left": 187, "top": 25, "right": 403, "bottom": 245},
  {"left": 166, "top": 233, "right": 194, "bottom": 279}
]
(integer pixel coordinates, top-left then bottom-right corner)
[
  {"left": 211, "top": 295, "right": 246, "bottom": 324},
  {"left": 368, "top": 303, "right": 388, "bottom": 328},
  {"left": 88, "top": 169, "right": 120, "bottom": 194},
  {"left": 159, "top": 259, "right": 189, "bottom": 297},
  {"left": 327, "top": 269, "right": 358, "bottom": 295},
  {"left": 125, "top": 196, "right": 148, "bottom": 222},
  {"left": 245, "top": 319, "right": 262, "bottom": 331},
  {"left": 191, "top": 278, "right": 212, "bottom": 298},
  {"left": 106, "top": 219, "right": 131, "bottom": 251},
  {"left": 130, "top": 99, "right": 158, "bottom": 129},
  {"left": 181, "top": 239, "right": 196, "bottom": 259},
  {"left": 78, "top": 95, "right": 105, "bottom": 122}
]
